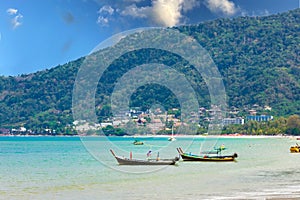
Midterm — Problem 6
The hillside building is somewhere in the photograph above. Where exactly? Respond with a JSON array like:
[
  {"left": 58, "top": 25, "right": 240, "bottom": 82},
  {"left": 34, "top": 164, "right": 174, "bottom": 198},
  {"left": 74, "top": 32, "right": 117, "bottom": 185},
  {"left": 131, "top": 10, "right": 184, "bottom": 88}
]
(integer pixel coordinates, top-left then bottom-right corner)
[
  {"left": 223, "top": 117, "right": 245, "bottom": 125},
  {"left": 246, "top": 115, "right": 273, "bottom": 122}
]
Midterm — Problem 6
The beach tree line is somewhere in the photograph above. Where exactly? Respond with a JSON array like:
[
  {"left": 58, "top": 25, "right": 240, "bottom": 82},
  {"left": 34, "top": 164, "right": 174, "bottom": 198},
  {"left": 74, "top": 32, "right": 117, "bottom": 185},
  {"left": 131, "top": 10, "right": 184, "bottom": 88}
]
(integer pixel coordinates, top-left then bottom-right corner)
[{"left": 221, "top": 114, "right": 300, "bottom": 135}]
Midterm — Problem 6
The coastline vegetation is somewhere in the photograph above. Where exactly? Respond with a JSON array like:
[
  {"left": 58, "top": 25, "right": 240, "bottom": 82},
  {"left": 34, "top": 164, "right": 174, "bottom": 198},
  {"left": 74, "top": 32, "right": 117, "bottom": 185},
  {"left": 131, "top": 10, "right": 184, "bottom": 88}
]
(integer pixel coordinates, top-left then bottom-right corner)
[
  {"left": 1, "top": 114, "right": 299, "bottom": 137},
  {"left": 222, "top": 114, "right": 300, "bottom": 135}
]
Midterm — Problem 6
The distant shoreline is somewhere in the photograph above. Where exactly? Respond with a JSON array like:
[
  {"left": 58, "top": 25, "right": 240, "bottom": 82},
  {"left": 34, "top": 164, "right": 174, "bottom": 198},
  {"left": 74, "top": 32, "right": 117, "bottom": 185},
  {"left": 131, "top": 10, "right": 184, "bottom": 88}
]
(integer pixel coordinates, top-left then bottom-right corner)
[
  {"left": 124, "top": 134, "right": 293, "bottom": 139},
  {"left": 0, "top": 134, "right": 296, "bottom": 139}
]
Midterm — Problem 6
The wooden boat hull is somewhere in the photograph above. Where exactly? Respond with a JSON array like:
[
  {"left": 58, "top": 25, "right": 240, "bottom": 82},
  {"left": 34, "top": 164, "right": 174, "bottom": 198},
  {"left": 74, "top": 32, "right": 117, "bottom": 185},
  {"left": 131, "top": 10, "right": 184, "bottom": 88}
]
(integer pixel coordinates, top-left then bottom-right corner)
[
  {"left": 290, "top": 146, "right": 300, "bottom": 153},
  {"left": 133, "top": 142, "right": 144, "bottom": 145},
  {"left": 133, "top": 140, "right": 144, "bottom": 145},
  {"left": 179, "top": 153, "right": 236, "bottom": 162},
  {"left": 177, "top": 148, "right": 237, "bottom": 162},
  {"left": 114, "top": 156, "right": 178, "bottom": 165},
  {"left": 110, "top": 150, "right": 178, "bottom": 165}
]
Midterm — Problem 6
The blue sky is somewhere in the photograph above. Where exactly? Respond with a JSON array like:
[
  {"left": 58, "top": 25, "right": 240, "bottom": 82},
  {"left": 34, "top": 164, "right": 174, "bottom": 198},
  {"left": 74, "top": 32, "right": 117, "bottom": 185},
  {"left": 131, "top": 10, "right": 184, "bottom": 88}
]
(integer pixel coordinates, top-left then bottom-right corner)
[{"left": 0, "top": 0, "right": 298, "bottom": 76}]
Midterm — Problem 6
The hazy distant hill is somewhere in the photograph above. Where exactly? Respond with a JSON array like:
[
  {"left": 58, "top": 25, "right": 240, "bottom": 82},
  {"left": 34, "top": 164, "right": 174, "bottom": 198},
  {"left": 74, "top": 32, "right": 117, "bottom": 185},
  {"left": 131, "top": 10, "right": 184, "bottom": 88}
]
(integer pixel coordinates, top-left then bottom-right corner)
[{"left": 0, "top": 9, "right": 299, "bottom": 130}]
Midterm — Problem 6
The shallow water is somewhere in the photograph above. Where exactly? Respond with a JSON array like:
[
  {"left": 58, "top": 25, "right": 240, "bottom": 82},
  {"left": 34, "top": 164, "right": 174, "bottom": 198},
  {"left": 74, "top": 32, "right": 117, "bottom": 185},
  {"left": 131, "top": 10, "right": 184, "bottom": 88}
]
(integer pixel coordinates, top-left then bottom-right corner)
[{"left": 0, "top": 136, "right": 299, "bottom": 199}]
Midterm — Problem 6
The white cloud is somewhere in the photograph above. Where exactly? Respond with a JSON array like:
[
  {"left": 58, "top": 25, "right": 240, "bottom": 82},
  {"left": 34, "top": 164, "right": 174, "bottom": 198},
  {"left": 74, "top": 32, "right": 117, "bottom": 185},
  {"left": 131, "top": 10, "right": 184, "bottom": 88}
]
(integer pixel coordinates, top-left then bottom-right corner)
[
  {"left": 96, "top": 0, "right": 201, "bottom": 27},
  {"left": 11, "top": 14, "right": 23, "bottom": 29},
  {"left": 121, "top": 4, "right": 151, "bottom": 18},
  {"left": 151, "top": 0, "right": 185, "bottom": 27},
  {"left": 98, "top": 5, "right": 114, "bottom": 15},
  {"left": 121, "top": 0, "right": 187, "bottom": 27},
  {"left": 123, "top": 0, "right": 145, "bottom": 2},
  {"left": 182, "top": 0, "right": 200, "bottom": 12},
  {"left": 6, "top": 8, "right": 23, "bottom": 29},
  {"left": 7, "top": 8, "right": 18, "bottom": 15},
  {"left": 97, "top": 5, "right": 115, "bottom": 26},
  {"left": 97, "top": 16, "right": 109, "bottom": 26},
  {"left": 146, "top": 0, "right": 200, "bottom": 27},
  {"left": 205, "top": 0, "right": 237, "bottom": 15}
]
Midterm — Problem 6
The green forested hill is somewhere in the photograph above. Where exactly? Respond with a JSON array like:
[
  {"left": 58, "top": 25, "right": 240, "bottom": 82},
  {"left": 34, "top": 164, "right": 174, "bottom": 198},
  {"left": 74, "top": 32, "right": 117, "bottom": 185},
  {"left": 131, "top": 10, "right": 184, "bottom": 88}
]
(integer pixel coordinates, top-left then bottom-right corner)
[
  {"left": 0, "top": 59, "right": 83, "bottom": 130},
  {"left": 0, "top": 9, "right": 299, "bottom": 130},
  {"left": 177, "top": 9, "right": 300, "bottom": 115}
]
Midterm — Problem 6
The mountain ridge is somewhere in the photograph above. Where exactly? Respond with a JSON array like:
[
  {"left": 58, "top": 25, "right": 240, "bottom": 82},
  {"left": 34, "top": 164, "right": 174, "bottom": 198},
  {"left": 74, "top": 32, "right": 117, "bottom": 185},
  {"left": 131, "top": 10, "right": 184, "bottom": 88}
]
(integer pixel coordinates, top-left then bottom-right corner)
[{"left": 0, "top": 9, "right": 299, "bottom": 131}]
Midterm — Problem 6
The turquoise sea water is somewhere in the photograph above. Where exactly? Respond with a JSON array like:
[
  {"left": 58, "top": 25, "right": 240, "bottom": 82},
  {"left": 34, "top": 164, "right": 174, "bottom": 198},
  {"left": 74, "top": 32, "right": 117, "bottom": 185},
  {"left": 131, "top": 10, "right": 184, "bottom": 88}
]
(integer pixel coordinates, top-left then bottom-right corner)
[{"left": 1, "top": 136, "right": 300, "bottom": 199}]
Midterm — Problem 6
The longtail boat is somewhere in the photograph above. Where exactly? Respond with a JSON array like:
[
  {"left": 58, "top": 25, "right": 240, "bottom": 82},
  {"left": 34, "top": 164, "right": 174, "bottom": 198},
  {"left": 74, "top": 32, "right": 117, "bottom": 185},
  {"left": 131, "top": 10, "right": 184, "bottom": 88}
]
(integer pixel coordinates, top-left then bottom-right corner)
[
  {"left": 110, "top": 149, "right": 179, "bottom": 165},
  {"left": 290, "top": 144, "right": 300, "bottom": 153},
  {"left": 177, "top": 147, "right": 238, "bottom": 162},
  {"left": 133, "top": 140, "right": 144, "bottom": 145}
]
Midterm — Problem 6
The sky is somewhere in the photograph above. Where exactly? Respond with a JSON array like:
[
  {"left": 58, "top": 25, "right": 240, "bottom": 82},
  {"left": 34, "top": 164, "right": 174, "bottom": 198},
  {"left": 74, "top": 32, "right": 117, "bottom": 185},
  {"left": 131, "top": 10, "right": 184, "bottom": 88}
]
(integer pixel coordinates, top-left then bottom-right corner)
[{"left": 0, "top": 0, "right": 299, "bottom": 76}]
